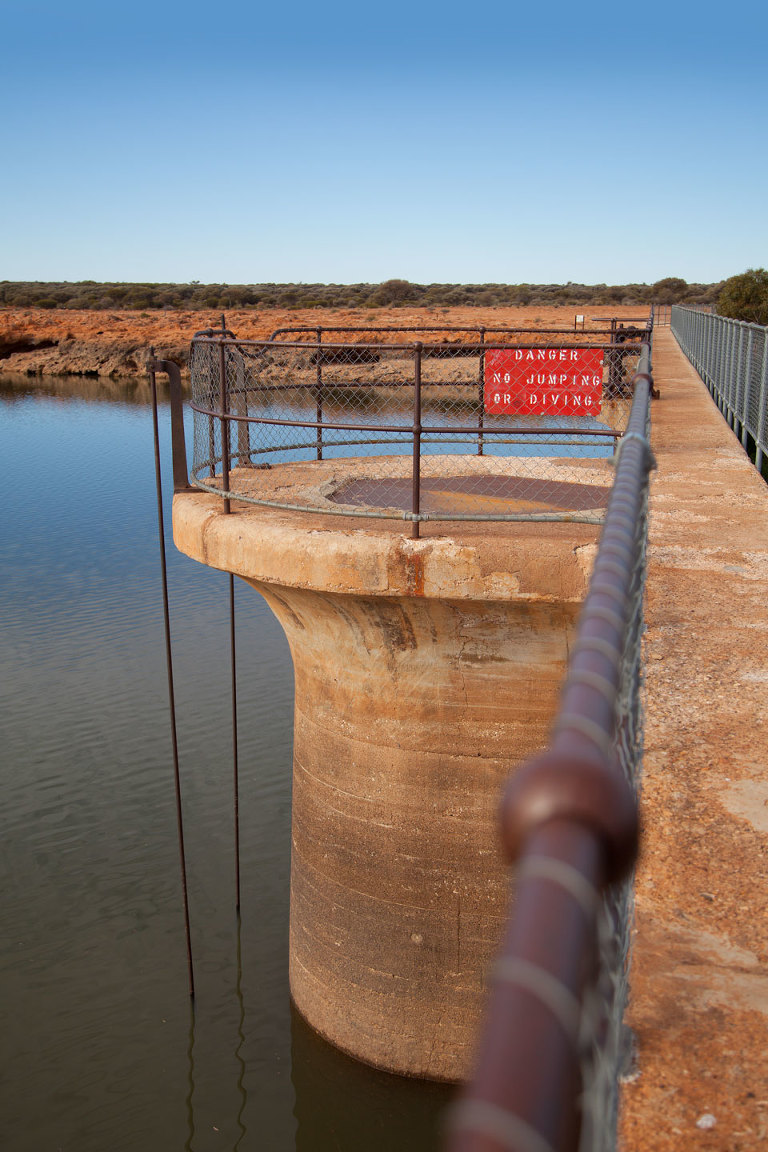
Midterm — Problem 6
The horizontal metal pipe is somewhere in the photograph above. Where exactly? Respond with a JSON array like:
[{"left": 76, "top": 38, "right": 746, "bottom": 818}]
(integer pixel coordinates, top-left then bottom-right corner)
[
  {"left": 188, "top": 401, "right": 621, "bottom": 439},
  {"left": 266, "top": 325, "right": 643, "bottom": 340},
  {"left": 197, "top": 337, "right": 642, "bottom": 356},
  {"left": 446, "top": 350, "right": 652, "bottom": 1152},
  {"left": 449, "top": 820, "right": 603, "bottom": 1152},
  {"left": 147, "top": 355, "right": 195, "bottom": 494},
  {"left": 188, "top": 473, "right": 607, "bottom": 525}
]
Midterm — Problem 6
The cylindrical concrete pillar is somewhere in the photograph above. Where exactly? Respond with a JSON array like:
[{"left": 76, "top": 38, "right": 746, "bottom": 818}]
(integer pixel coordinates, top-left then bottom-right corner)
[{"left": 173, "top": 494, "right": 597, "bottom": 1080}]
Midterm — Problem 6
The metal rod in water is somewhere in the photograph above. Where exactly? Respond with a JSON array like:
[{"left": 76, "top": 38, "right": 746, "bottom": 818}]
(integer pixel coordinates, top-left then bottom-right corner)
[
  {"left": 411, "top": 342, "right": 422, "bottom": 540},
  {"left": 230, "top": 573, "right": 241, "bottom": 913},
  {"left": 219, "top": 314, "right": 242, "bottom": 913},
  {"left": 149, "top": 355, "right": 195, "bottom": 999}
]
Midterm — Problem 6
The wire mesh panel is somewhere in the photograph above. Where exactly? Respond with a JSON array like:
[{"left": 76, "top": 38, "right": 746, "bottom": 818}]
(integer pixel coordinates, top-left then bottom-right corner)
[
  {"left": 444, "top": 366, "right": 654, "bottom": 1152},
  {"left": 672, "top": 306, "right": 768, "bottom": 471},
  {"left": 445, "top": 370, "right": 653, "bottom": 1152},
  {"left": 746, "top": 328, "right": 766, "bottom": 435},
  {"left": 189, "top": 325, "right": 649, "bottom": 528},
  {"left": 578, "top": 426, "right": 649, "bottom": 1152}
]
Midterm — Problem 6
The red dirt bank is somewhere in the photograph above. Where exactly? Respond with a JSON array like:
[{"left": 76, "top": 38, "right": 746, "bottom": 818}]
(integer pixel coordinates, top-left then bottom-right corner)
[{"left": 0, "top": 305, "right": 649, "bottom": 379}]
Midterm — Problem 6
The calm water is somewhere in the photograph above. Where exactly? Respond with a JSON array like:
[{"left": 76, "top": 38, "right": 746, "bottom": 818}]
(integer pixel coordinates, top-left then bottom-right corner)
[{"left": 0, "top": 374, "right": 453, "bottom": 1152}]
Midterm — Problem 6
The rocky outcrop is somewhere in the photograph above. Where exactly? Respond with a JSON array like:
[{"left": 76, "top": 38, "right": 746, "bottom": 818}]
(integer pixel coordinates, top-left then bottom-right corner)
[
  {"left": 0, "top": 302, "right": 653, "bottom": 381},
  {"left": 0, "top": 338, "right": 190, "bottom": 378},
  {"left": 0, "top": 332, "right": 58, "bottom": 359}
]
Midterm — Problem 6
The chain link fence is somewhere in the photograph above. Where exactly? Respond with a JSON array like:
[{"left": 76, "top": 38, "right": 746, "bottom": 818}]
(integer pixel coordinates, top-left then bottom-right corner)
[
  {"left": 579, "top": 418, "right": 649, "bottom": 1152},
  {"left": 189, "top": 324, "right": 650, "bottom": 533},
  {"left": 448, "top": 362, "right": 654, "bottom": 1152},
  {"left": 672, "top": 305, "right": 768, "bottom": 473}
]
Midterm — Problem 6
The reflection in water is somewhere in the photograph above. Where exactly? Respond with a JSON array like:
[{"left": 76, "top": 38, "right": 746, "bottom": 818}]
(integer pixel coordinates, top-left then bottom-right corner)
[
  {"left": 0, "top": 375, "right": 452, "bottom": 1151},
  {"left": 291, "top": 1004, "right": 456, "bottom": 1152},
  {"left": 0, "top": 369, "right": 162, "bottom": 406},
  {"left": 186, "top": 1004, "right": 197, "bottom": 1152},
  {"left": 234, "top": 918, "right": 247, "bottom": 1152}
]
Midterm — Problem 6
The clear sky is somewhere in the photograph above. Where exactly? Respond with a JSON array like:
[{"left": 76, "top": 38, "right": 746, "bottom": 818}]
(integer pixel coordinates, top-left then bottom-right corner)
[{"left": 2, "top": 0, "right": 766, "bottom": 286}]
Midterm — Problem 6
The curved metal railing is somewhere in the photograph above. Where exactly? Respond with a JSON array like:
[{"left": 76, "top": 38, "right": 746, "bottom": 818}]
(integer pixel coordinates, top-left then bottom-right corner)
[
  {"left": 179, "top": 322, "right": 650, "bottom": 537},
  {"left": 446, "top": 346, "right": 654, "bottom": 1152}
]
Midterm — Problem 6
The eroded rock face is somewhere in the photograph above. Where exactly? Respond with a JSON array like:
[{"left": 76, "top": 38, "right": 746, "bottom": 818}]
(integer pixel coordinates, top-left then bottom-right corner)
[
  {"left": 0, "top": 333, "right": 58, "bottom": 359},
  {"left": 0, "top": 339, "right": 190, "bottom": 378}
]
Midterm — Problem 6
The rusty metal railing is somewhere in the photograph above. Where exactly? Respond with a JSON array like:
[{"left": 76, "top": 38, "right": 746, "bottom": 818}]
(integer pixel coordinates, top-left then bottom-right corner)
[
  {"left": 178, "top": 321, "right": 651, "bottom": 537},
  {"left": 446, "top": 345, "right": 654, "bottom": 1152}
]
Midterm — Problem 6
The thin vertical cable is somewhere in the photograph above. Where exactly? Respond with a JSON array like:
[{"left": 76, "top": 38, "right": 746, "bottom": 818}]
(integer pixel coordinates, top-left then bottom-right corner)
[
  {"left": 218, "top": 314, "right": 242, "bottom": 912},
  {"left": 233, "top": 916, "right": 247, "bottom": 1150},
  {"left": 149, "top": 356, "right": 195, "bottom": 999},
  {"left": 184, "top": 1002, "right": 197, "bottom": 1152},
  {"left": 230, "top": 573, "right": 241, "bottom": 912}
]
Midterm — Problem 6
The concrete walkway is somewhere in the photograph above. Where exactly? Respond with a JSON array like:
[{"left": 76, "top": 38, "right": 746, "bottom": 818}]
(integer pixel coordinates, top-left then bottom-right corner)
[{"left": 619, "top": 329, "right": 768, "bottom": 1150}]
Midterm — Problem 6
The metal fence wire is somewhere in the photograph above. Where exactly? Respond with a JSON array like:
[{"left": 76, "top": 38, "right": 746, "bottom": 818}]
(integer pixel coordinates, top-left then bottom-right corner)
[
  {"left": 672, "top": 305, "right": 768, "bottom": 473},
  {"left": 579, "top": 431, "right": 648, "bottom": 1152},
  {"left": 448, "top": 360, "right": 653, "bottom": 1152},
  {"left": 188, "top": 324, "right": 650, "bottom": 534}
]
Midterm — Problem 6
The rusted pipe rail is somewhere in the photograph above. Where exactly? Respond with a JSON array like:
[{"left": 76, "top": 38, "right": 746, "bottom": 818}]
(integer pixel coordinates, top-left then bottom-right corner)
[
  {"left": 267, "top": 324, "right": 651, "bottom": 342},
  {"left": 183, "top": 324, "right": 648, "bottom": 530},
  {"left": 447, "top": 347, "right": 654, "bottom": 1152},
  {"left": 146, "top": 355, "right": 195, "bottom": 494}
]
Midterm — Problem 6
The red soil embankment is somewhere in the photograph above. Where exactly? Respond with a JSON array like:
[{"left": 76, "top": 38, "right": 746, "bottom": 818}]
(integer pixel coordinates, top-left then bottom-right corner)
[{"left": 0, "top": 305, "right": 650, "bottom": 379}]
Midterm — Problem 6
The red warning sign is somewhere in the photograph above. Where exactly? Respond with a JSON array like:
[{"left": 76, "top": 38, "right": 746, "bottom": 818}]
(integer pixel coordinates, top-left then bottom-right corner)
[{"left": 484, "top": 348, "right": 604, "bottom": 415}]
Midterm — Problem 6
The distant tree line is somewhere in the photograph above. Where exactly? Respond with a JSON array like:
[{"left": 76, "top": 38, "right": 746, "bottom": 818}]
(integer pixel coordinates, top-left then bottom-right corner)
[{"left": 0, "top": 277, "right": 722, "bottom": 312}]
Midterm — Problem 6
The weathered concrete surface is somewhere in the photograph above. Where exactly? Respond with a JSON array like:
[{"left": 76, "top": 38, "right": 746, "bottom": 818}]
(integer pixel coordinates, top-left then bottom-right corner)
[
  {"left": 619, "top": 329, "right": 768, "bottom": 1149},
  {"left": 174, "top": 496, "right": 600, "bottom": 1079}
]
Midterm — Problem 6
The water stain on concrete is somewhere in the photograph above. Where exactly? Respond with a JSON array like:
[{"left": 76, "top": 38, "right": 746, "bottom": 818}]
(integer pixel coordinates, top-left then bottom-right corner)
[{"left": 718, "top": 779, "right": 768, "bottom": 836}]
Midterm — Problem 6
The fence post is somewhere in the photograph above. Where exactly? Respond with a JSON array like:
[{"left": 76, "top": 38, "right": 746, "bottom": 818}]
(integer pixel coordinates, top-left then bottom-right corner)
[
  {"left": 724, "top": 324, "right": 732, "bottom": 424},
  {"left": 208, "top": 343, "right": 217, "bottom": 477},
  {"left": 608, "top": 317, "right": 619, "bottom": 395},
  {"left": 735, "top": 324, "right": 746, "bottom": 439},
  {"left": 316, "top": 327, "right": 324, "bottom": 461},
  {"left": 731, "top": 325, "right": 739, "bottom": 432},
  {"left": 695, "top": 310, "right": 703, "bottom": 377},
  {"left": 411, "top": 342, "right": 422, "bottom": 540},
  {"left": 725, "top": 323, "right": 731, "bottom": 414},
  {"left": 757, "top": 333, "right": 768, "bottom": 474},
  {"left": 218, "top": 340, "right": 231, "bottom": 514},
  {"left": 477, "top": 327, "right": 485, "bottom": 457},
  {"left": 742, "top": 328, "right": 754, "bottom": 448},
  {"left": 704, "top": 312, "right": 713, "bottom": 394}
]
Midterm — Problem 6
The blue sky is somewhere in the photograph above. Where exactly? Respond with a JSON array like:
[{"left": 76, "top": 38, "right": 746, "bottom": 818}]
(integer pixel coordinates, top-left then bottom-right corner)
[{"left": 2, "top": 0, "right": 766, "bottom": 285}]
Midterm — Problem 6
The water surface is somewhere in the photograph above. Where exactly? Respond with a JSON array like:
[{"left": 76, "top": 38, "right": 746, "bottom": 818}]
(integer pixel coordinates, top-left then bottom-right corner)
[{"left": 0, "top": 373, "right": 453, "bottom": 1152}]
